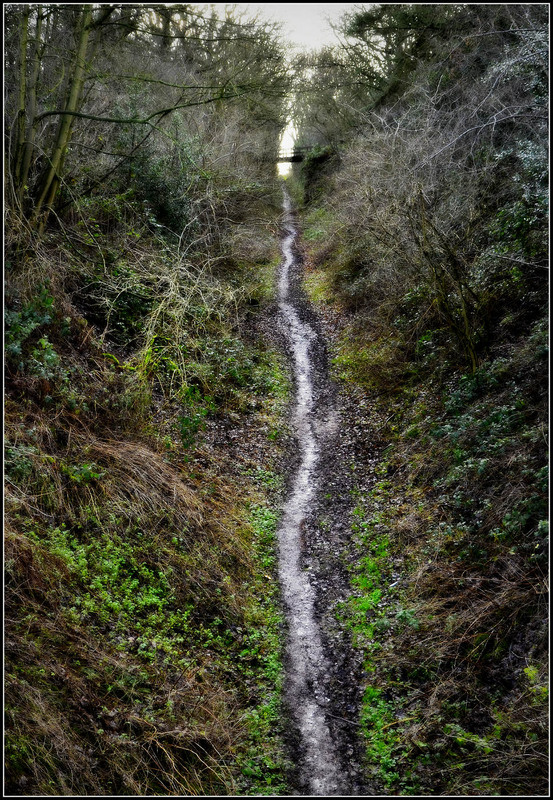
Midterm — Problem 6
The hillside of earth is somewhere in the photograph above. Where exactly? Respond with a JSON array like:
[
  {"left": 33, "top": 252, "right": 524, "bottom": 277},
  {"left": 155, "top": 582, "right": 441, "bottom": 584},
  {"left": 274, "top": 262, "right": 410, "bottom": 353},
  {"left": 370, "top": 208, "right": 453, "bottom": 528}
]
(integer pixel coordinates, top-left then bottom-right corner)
[
  {"left": 288, "top": 3, "right": 548, "bottom": 795},
  {"left": 5, "top": 5, "right": 293, "bottom": 795}
]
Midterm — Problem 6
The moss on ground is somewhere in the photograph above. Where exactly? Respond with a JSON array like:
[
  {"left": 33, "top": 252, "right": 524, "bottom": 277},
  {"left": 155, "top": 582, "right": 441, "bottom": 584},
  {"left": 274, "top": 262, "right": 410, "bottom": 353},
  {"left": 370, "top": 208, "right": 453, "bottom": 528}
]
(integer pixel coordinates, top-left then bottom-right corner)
[
  {"left": 4, "top": 200, "right": 292, "bottom": 795},
  {"left": 299, "top": 188, "right": 548, "bottom": 796}
]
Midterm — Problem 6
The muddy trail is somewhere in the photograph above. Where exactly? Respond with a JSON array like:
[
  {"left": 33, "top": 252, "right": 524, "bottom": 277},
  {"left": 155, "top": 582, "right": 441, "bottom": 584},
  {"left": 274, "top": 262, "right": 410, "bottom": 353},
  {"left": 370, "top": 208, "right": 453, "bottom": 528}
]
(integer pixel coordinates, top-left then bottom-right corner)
[{"left": 275, "top": 191, "right": 375, "bottom": 796}]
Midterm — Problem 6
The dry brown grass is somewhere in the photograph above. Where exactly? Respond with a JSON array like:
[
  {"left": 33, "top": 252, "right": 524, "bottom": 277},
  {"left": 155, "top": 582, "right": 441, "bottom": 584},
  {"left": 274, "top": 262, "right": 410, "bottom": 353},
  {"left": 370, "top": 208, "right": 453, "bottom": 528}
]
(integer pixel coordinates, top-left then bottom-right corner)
[
  {"left": 4, "top": 419, "right": 266, "bottom": 795},
  {"left": 87, "top": 438, "right": 202, "bottom": 522},
  {"left": 4, "top": 342, "right": 279, "bottom": 796}
]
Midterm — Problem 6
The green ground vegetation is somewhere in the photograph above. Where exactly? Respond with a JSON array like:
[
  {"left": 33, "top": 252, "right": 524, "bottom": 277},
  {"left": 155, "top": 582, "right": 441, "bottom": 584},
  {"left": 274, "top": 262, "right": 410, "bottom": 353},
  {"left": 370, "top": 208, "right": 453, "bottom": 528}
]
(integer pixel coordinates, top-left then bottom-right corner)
[
  {"left": 5, "top": 204, "right": 292, "bottom": 794},
  {"left": 5, "top": 5, "right": 296, "bottom": 790},
  {"left": 292, "top": 7, "right": 547, "bottom": 794}
]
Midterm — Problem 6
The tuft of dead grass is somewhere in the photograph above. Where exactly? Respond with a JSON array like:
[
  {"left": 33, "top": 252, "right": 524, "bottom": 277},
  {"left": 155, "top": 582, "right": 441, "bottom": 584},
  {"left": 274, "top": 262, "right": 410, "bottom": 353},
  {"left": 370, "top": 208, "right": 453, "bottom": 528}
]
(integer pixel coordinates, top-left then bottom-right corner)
[{"left": 87, "top": 438, "right": 202, "bottom": 524}]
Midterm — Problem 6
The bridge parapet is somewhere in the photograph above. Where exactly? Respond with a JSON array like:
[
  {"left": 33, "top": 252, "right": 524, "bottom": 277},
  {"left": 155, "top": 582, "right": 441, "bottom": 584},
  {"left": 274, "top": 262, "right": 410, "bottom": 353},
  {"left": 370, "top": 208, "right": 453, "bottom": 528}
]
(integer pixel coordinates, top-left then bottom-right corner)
[{"left": 277, "top": 146, "right": 312, "bottom": 163}]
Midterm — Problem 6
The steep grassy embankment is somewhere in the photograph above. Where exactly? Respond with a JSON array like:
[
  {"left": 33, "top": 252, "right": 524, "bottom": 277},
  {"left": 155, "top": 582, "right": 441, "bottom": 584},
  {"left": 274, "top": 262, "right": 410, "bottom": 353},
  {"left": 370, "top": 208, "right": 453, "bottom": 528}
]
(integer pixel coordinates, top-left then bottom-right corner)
[
  {"left": 5, "top": 188, "right": 292, "bottom": 795},
  {"left": 295, "top": 180, "right": 548, "bottom": 795},
  {"left": 288, "top": 9, "right": 548, "bottom": 791}
]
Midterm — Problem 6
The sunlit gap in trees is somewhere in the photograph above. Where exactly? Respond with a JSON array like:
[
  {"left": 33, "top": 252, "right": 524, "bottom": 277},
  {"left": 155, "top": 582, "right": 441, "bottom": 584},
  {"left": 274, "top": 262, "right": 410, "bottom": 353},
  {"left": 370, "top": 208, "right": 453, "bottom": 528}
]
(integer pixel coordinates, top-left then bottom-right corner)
[{"left": 278, "top": 118, "right": 297, "bottom": 178}]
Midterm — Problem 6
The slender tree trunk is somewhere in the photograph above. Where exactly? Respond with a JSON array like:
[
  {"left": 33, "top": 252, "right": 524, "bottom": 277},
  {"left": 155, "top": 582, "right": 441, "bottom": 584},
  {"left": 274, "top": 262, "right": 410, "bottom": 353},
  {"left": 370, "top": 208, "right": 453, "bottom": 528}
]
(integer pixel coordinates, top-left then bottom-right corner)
[
  {"left": 12, "top": 6, "right": 30, "bottom": 201},
  {"left": 32, "top": 4, "right": 93, "bottom": 230},
  {"left": 18, "top": 6, "right": 43, "bottom": 210}
]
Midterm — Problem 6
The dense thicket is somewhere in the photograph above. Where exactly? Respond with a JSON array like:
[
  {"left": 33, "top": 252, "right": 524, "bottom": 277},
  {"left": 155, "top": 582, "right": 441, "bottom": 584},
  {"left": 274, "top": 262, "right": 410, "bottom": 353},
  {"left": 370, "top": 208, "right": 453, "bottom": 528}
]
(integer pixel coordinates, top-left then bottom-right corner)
[
  {"left": 292, "top": 3, "right": 548, "bottom": 795},
  {"left": 5, "top": 4, "right": 292, "bottom": 795},
  {"left": 5, "top": 5, "right": 288, "bottom": 221},
  {"left": 4, "top": 3, "right": 549, "bottom": 795}
]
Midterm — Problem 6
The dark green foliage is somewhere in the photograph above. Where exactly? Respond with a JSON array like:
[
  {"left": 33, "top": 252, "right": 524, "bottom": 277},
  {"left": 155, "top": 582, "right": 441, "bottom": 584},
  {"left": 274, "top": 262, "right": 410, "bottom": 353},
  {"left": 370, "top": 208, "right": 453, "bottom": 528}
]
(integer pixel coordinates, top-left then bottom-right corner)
[
  {"left": 4, "top": 5, "right": 290, "bottom": 795},
  {"left": 131, "top": 143, "right": 200, "bottom": 235},
  {"left": 342, "top": 3, "right": 459, "bottom": 101},
  {"left": 295, "top": 3, "right": 548, "bottom": 795},
  {"left": 5, "top": 287, "right": 56, "bottom": 370},
  {"left": 300, "top": 145, "right": 338, "bottom": 204},
  {"left": 176, "top": 385, "right": 214, "bottom": 449}
]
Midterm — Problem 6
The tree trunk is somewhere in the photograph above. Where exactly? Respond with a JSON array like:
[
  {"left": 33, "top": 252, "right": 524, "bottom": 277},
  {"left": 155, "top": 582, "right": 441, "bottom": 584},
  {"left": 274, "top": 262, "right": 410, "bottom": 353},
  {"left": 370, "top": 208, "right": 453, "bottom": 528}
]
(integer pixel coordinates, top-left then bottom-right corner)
[
  {"left": 18, "top": 6, "right": 44, "bottom": 211},
  {"left": 32, "top": 4, "right": 93, "bottom": 230},
  {"left": 12, "top": 6, "right": 30, "bottom": 202}
]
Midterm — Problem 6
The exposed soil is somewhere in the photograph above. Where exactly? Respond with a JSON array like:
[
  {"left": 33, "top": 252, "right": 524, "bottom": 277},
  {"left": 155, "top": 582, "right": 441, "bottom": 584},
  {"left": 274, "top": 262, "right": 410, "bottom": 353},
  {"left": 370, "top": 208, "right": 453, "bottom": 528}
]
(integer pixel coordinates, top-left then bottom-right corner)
[
  {"left": 263, "top": 193, "right": 378, "bottom": 796},
  {"left": 189, "top": 193, "right": 381, "bottom": 796}
]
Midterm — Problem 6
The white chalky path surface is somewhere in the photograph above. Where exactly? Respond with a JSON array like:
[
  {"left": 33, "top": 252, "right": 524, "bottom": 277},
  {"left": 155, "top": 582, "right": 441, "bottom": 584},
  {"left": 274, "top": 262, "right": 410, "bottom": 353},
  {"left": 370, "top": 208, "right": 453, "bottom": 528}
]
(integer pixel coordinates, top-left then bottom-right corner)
[{"left": 277, "top": 191, "right": 344, "bottom": 795}]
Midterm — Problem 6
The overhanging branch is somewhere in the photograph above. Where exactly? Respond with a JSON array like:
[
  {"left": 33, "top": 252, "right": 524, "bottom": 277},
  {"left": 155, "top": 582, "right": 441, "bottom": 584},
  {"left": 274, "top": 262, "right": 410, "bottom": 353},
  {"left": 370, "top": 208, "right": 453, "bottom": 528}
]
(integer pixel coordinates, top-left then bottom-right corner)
[{"left": 35, "top": 90, "right": 253, "bottom": 125}]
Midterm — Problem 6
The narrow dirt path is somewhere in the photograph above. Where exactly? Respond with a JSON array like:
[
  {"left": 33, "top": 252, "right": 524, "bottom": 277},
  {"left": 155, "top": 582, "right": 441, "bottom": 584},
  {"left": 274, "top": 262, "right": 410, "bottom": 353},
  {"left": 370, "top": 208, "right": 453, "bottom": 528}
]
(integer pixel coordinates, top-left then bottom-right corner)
[{"left": 276, "top": 191, "right": 374, "bottom": 796}]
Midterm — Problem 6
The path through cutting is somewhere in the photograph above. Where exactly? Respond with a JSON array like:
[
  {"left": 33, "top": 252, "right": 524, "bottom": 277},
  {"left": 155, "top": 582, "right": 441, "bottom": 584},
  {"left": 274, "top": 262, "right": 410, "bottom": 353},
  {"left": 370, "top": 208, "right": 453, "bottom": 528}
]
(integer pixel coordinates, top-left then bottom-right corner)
[{"left": 276, "top": 190, "right": 346, "bottom": 795}]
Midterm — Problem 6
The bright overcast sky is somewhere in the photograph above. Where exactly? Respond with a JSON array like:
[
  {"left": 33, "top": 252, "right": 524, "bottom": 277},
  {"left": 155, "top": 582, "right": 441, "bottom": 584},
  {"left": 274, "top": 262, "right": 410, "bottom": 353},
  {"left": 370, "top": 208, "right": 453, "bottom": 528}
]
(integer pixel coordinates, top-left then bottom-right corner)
[
  {"left": 213, "top": 3, "right": 359, "bottom": 50},
  {"left": 201, "top": 4, "right": 361, "bottom": 164}
]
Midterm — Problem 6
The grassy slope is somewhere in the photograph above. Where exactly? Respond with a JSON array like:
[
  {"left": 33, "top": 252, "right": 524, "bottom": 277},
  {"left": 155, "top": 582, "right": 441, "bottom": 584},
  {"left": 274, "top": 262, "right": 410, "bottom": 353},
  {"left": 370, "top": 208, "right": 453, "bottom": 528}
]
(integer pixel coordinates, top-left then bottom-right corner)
[
  {"left": 297, "top": 181, "right": 548, "bottom": 796},
  {"left": 4, "top": 196, "right": 292, "bottom": 795}
]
